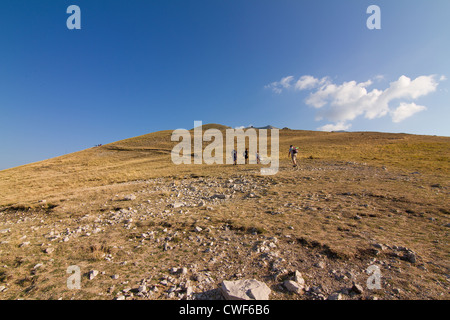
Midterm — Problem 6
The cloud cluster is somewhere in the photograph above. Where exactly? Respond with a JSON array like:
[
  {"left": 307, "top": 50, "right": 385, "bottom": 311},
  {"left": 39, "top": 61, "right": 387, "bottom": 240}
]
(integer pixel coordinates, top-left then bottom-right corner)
[{"left": 267, "top": 74, "right": 443, "bottom": 131}]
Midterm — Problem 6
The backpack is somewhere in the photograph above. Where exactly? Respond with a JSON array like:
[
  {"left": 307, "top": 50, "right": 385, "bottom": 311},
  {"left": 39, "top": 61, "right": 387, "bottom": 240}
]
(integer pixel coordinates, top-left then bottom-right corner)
[{"left": 292, "top": 147, "right": 299, "bottom": 154}]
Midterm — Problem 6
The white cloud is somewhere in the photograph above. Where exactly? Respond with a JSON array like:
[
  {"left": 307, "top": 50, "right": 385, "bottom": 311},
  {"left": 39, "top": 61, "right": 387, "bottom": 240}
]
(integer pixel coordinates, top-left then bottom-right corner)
[
  {"left": 280, "top": 76, "right": 294, "bottom": 88},
  {"left": 266, "top": 75, "right": 331, "bottom": 93},
  {"left": 381, "top": 75, "right": 438, "bottom": 101},
  {"left": 265, "top": 76, "right": 294, "bottom": 94},
  {"left": 317, "top": 122, "right": 352, "bottom": 132},
  {"left": 294, "top": 75, "right": 329, "bottom": 90},
  {"left": 390, "top": 102, "right": 427, "bottom": 123},
  {"left": 266, "top": 74, "right": 441, "bottom": 128}
]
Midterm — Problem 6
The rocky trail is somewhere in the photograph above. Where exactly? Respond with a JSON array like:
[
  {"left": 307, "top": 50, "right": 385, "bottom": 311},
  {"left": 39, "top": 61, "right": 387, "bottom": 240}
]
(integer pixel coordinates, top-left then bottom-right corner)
[{"left": 0, "top": 160, "right": 448, "bottom": 300}]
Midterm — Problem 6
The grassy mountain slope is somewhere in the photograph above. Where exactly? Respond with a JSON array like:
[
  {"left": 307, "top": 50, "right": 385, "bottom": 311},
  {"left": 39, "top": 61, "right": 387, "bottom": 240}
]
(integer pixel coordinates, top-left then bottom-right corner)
[
  {"left": 0, "top": 125, "right": 449, "bottom": 300},
  {"left": 1, "top": 126, "right": 448, "bottom": 206}
]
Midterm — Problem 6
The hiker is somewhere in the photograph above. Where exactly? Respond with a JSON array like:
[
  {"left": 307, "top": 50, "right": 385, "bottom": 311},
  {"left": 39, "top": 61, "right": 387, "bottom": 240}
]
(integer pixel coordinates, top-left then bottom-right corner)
[
  {"left": 244, "top": 148, "right": 249, "bottom": 164},
  {"left": 288, "top": 145, "right": 299, "bottom": 167},
  {"left": 232, "top": 149, "right": 237, "bottom": 165},
  {"left": 256, "top": 152, "right": 261, "bottom": 164}
]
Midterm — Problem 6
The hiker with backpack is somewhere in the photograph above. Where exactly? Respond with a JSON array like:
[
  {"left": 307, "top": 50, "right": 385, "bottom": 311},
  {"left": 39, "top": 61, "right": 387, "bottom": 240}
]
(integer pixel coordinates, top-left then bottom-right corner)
[
  {"left": 289, "top": 145, "right": 299, "bottom": 167},
  {"left": 232, "top": 149, "right": 237, "bottom": 165}
]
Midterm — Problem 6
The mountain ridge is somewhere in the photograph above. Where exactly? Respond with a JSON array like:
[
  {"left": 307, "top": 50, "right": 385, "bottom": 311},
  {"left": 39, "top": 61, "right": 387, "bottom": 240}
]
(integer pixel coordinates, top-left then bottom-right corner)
[{"left": 0, "top": 124, "right": 448, "bottom": 206}]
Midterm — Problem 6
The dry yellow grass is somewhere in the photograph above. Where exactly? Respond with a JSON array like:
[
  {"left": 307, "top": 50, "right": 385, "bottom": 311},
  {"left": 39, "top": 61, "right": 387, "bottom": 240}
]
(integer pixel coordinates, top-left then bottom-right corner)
[
  {"left": 1, "top": 126, "right": 448, "bottom": 206},
  {"left": 0, "top": 125, "right": 449, "bottom": 300}
]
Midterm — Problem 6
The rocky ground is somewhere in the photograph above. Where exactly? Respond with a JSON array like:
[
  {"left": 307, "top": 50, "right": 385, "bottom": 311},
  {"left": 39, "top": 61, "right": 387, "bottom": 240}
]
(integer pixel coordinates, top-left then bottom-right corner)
[{"left": 0, "top": 159, "right": 448, "bottom": 300}]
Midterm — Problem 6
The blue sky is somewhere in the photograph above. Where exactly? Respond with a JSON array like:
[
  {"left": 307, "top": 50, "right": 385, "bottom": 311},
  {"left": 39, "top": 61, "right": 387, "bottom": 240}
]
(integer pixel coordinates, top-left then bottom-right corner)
[{"left": 0, "top": 0, "right": 449, "bottom": 170}]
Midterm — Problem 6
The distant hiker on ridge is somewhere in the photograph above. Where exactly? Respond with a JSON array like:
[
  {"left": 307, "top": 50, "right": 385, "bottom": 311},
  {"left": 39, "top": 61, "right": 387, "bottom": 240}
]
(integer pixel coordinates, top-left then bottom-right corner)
[
  {"left": 289, "top": 145, "right": 299, "bottom": 168},
  {"left": 256, "top": 152, "right": 261, "bottom": 164}
]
